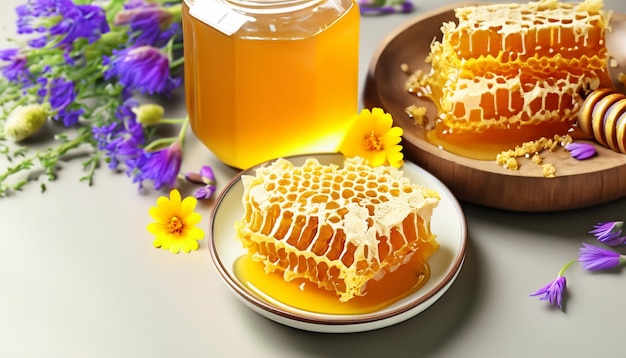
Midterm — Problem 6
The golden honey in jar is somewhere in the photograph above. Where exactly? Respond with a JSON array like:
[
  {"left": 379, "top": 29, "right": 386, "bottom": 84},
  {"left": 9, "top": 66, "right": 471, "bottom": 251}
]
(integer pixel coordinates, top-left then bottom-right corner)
[{"left": 182, "top": 0, "right": 360, "bottom": 169}]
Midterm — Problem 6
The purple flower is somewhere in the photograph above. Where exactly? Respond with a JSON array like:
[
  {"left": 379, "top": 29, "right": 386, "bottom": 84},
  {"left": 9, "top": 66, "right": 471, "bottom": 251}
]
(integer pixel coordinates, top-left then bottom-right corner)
[
  {"left": 92, "top": 101, "right": 146, "bottom": 170},
  {"left": 103, "top": 46, "right": 181, "bottom": 96},
  {"left": 530, "top": 259, "right": 576, "bottom": 310},
  {"left": 565, "top": 142, "right": 597, "bottom": 160},
  {"left": 0, "top": 48, "right": 29, "bottom": 84},
  {"left": 16, "top": 0, "right": 59, "bottom": 35},
  {"left": 590, "top": 221, "right": 626, "bottom": 246},
  {"left": 114, "top": 1, "right": 179, "bottom": 47},
  {"left": 49, "top": 3, "right": 109, "bottom": 46},
  {"left": 529, "top": 275, "right": 567, "bottom": 309},
  {"left": 129, "top": 140, "right": 183, "bottom": 190},
  {"left": 27, "top": 37, "right": 49, "bottom": 49},
  {"left": 578, "top": 243, "right": 624, "bottom": 271},
  {"left": 185, "top": 165, "right": 216, "bottom": 200},
  {"left": 15, "top": 0, "right": 109, "bottom": 48},
  {"left": 38, "top": 77, "right": 82, "bottom": 126},
  {"left": 47, "top": 78, "right": 75, "bottom": 110},
  {"left": 359, "top": 0, "right": 414, "bottom": 14},
  {"left": 193, "top": 185, "right": 217, "bottom": 200},
  {"left": 56, "top": 108, "right": 83, "bottom": 127}
]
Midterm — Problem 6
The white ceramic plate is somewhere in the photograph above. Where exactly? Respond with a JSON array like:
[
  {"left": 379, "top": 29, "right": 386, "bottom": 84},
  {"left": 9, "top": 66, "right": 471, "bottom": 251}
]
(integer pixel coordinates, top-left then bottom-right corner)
[{"left": 208, "top": 153, "right": 467, "bottom": 333}]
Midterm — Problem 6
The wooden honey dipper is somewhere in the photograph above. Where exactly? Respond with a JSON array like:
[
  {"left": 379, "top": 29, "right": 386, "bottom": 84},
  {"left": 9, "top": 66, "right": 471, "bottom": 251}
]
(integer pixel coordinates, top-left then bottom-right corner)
[{"left": 578, "top": 88, "right": 626, "bottom": 153}]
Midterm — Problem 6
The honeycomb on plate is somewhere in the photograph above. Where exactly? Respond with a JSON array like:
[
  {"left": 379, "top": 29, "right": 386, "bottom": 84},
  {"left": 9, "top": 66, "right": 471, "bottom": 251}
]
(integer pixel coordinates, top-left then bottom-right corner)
[
  {"left": 408, "top": 0, "right": 614, "bottom": 135},
  {"left": 234, "top": 157, "right": 440, "bottom": 302}
]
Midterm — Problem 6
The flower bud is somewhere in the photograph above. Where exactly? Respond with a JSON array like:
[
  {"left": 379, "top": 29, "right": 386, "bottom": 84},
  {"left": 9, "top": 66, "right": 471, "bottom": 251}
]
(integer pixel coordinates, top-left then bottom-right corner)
[
  {"left": 4, "top": 104, "right": 49, "bottom": 142},
  {"left": 133, "top": 103, "right": 164, "bottom": 126},
  {"left": 114, "top": 6, "right": 174, "bottom": 30}
]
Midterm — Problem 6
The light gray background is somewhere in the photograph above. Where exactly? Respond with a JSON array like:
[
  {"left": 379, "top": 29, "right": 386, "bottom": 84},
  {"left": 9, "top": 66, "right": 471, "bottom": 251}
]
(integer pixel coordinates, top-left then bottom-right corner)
[{"left": 2, "top": 0, "right": 626, "bottom": 357}]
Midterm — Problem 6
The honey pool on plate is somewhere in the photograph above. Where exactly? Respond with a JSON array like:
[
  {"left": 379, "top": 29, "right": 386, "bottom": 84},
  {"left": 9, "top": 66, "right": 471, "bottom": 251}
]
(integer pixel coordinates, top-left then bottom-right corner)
[{"left": 234, "top": 251, "right": 431, "bottom": 315}]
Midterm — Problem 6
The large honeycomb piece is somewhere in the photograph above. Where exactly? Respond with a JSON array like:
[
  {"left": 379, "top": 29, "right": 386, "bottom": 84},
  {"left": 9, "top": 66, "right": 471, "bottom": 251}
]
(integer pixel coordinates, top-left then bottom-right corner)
[
  {"left": 234, "top": 157, "right": 440, "bottom": 302},
  {"left": 409, "top": 0, "right": 614, "bottom": 134}
]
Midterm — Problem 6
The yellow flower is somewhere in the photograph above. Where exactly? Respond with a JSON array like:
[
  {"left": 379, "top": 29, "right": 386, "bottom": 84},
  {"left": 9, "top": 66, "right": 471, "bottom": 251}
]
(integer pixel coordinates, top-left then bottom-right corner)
[
  {"left": 147, "top": 189, "right": 205, "bottom": 254},
  {"left": 338, "top": 107, "right": 404, "bottom": 168}
]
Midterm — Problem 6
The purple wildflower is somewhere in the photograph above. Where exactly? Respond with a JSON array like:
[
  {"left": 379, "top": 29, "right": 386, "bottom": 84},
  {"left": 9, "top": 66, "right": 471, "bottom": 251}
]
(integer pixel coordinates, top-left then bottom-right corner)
[
  {"left": 92, "top": 101, "right": 146, "bottom": 169},
  {"left": 27, "top": 37, "right": 49, "bottom": 49},
  {"left": 530, "top": 259, "right": 575, "bottom": 310},
  {"left": 15, "top": 0, "right": 109, "bottom": 48},
  {"left": 193, "top": 185, "right": 217, "bottom": 200},
  {"left": 529, "top": 275, "right": 567, "bottom": 309},
  {"left": 359, "top": 0, "right": 414, "bottom": 14},
  {"left": 0, "top": 48, "right": 29, "bottom": 84},
  {"left": 63, "top": 52, "right": 76, "bottom": 67},
  {"left": 590, "top": 221, "right": 626, "bottom": 246},
  {"left": 103, "top": 46, "right": 181, "bottom": 96},
  {"left": 16, "top": 0, "right": 59, "bottom": 35},
  {"left": 49, "top": 3, "right": 109, "bottom": 47},
  {"left": 114, "top": 1, "right": 179, "bottom": 47},
  {"left": 47, "top": 78, "right": 75, "bottom": 110},
  {"left": 38, "top": 77, "right": 82, "bottom": 126},
  {"left": 185, "top": 165, "right": 216, "bottom": 200},
  {"left": 56, "top": 108, "right": 83, "bottom": 127},
  {"left": 578, "top": 243, "right": 624, "bottom": 271},
  {"left": 565, "top": 142, "right": 597, "bottom": 160},
  {"left": 129, "top": 140, "right": 183, "bottom": 190}
]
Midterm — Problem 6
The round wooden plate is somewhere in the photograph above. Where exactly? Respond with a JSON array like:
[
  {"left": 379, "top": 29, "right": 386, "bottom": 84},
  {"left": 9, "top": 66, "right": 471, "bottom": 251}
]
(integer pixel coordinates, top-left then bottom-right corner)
[{"left": 364, "top": 2, "right": 626, "bottom": 212}]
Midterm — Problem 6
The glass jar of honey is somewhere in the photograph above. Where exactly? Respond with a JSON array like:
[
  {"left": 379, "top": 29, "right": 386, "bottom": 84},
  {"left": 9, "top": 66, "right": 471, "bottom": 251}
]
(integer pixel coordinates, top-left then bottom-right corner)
[{"left": 182, "top": 0, "right": 360, "bottom": 169}]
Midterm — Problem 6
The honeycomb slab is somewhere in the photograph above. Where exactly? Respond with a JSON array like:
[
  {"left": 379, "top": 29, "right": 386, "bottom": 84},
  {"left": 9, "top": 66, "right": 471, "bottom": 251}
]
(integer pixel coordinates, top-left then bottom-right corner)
[
  {"left": 234, "top": 157, "right": 440, "bottom": 302},
  {"left": 408, "top": 0, "right": 614, "bottom": 135}
]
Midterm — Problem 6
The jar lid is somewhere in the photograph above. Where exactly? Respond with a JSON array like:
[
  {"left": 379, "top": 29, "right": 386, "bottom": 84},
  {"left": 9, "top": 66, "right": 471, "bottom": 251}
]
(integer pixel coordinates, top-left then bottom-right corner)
[
  {"left": 187, "top": 0, "right": 254, "bottom": 35},
  {"left": 186, "top": 0, "right": 326, "bottom": 15}
]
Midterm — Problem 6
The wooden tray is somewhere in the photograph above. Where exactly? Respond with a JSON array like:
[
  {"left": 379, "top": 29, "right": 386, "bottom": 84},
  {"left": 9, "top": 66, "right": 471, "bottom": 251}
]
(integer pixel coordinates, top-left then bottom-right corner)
[{"left": 364, "top": 2, "right": 626, "bottom": 212}]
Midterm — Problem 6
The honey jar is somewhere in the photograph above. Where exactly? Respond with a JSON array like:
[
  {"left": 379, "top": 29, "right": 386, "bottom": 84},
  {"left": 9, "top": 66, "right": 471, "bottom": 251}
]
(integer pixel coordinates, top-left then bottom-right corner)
[{"left": 182, "top": 0, "right": 360, "bottom": 169}]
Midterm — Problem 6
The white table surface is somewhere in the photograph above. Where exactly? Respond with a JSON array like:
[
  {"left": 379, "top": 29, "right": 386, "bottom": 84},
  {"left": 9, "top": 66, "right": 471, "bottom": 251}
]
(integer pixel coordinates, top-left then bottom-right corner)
[{"left": 3, "top": 0, "right": 626, "bottom": 357}]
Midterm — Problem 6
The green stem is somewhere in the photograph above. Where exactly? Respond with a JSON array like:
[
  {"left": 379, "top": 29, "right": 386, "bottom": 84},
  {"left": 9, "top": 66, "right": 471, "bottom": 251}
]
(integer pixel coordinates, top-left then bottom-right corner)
[
  {"left": 178, "top": 117, "right": 189, "bottom": 145},
  {"left": 165, "top": 3, "right": 183, "bottom": 24},
  {"left": 159, "top": 118, "right": 186, "bottom": 125},
  {"left": 0, "top": 130, "right": 90, "bottom": 185},
  {"left": 0, "top": 161, "right": 29, "bottom": 183},
  {"left": 56, "top": 131, "right": 91, "bottom": 156},
  {"left": 142, "top": 118, "right": 189, "bottom": 152},
  {"left": 3, "top": 96, "right": 29, "bottom": 119},
  {"left": 558, "top": 259, "right": 577, "bottom": 277},
  {"left": 164, "top": 36, "right": 174, "bottom": 62},
  {"left": 81, "top": 153, "right": 101, "bottom": 186},
  {"left": 143, "top": 137, "right": 176, "bottom": 152},
  {"left": 170, "top": 57, "right": 184, "bottom": 69},
  {"left": 0, "top": 92, "right": 24, "bottom": 108}
]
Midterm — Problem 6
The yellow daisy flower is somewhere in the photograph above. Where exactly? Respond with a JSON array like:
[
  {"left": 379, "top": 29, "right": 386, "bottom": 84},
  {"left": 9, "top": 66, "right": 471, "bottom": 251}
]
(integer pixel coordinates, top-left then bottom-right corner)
[
  {"left": 338, "top": 107, "right": 404, "bottom": 168},
  {"left": 147, "top": 189, "right": 205, "bottom": 254}
]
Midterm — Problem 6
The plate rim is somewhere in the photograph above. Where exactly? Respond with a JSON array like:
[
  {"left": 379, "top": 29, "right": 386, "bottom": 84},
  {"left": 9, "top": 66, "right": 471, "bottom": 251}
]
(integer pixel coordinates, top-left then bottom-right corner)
[{"left": 207, "top": 153, "right": 468, "bottom": 331}]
